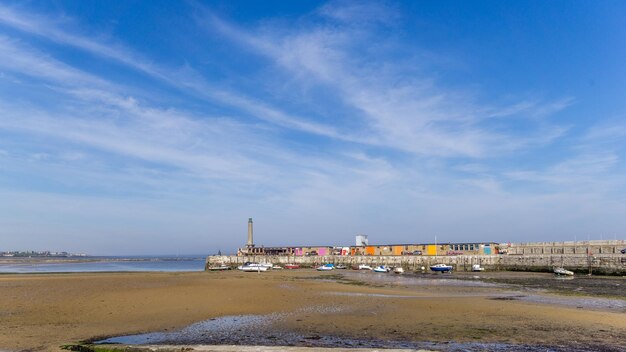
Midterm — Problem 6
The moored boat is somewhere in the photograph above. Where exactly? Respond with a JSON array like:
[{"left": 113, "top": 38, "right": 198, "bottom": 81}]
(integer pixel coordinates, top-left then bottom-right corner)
[
  {"left": 272, "top": 265, "right": 283, "bottom": 270},
  {"left": 393, "top": 267, "right": 404, "bottom": 274},
  {"left": 237, "top": 262, "right": 272, "bottom": 272},
  {"left": 335, "top": 264, "right": 347, "bottom": 269},
  {"left": 430, "top": 263, "right": 453, "bottom": 272},
  {"left": 208, "top": 264, "right": 231, "bottom": 271},
  {"left": 237, "top": 263, "right": 269, "bottom": 272},
  {"left": 373, "top": 265, "right": 390, "bottom": 273},
  {"left": 284, "top": 264, "right": 300, "bottom": 269},
  {"left": 554, "top": 267, "right": 574, "bottom": 276},
  {"left": 317, "top": 263, "right": 334, "bottom": 271},
  {"left": 472, "top": 264, "right": 485, "bottom": 272},
  {"left": 358, "top": 264, "right": 372, "bottom": 270}
]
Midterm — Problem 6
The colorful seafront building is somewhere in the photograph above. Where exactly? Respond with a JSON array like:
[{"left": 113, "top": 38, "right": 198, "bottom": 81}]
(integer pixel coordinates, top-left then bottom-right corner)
[
  {"left": 238, "top": 218, "right": 499, "bottom": 257},
  {"left": 238, "top": 242, "right": 499, "bottom": 257},
  {"left": 236, "top": 218, "right": 625, "bottom": 258},
  {"left": 222, "top": 219, "right": 625, "bottom": 275}
]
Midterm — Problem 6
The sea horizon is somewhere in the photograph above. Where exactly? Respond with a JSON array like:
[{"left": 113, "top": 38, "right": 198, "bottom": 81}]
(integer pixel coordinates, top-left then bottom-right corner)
[{"left": 0, "top": 255, "right": 207, "bottom": 273}]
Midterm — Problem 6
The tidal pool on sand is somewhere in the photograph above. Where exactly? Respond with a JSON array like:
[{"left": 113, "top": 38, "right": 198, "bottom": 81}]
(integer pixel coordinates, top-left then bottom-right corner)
[{"left": 97, "top": 313, "right": 617, "bottom": 352}]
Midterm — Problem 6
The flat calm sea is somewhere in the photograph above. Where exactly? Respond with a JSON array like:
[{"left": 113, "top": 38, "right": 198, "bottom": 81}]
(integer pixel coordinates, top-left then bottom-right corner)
[{"left": 0, "top": 256, "right": 205, "bottom": 273}]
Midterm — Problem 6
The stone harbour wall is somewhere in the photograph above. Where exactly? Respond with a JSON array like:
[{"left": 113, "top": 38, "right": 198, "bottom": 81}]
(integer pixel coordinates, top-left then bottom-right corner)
[
  {"left": 206, "top": 252, "right": 626, "bottom": 275},
  {"left": 505, "top": 240, "right": 625, "bottom": 255}
]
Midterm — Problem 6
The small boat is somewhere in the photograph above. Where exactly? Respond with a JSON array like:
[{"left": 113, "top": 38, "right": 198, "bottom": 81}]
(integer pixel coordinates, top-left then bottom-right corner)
[
  {"left": 335, "top": 264, "right": 347, "bottom": 269},
  {"left": 358, "top": 264, "right": 372, "bottom": 270},
  {"left": 373, "top": 265, "right": 390, "bottom": 273},
  {"left": 208, "top": 264, "right": 231, "bottom": 271},
  {"left": 430, "top": 264, "right": 453, "bottom": 272},
  {"left": 237, "top": 263, "right": 269, "bottom": 272},
  {"left": 472, "top": 264, "right": 485, "bottom": 272},
  {"left": 272, "top": 265, "right": 283, "bottom": 270},
  {"left": 393, "top": 267, "right": 404, "bottom": 274},
  {"left": 554, "top": 267, "right": 574, "bottom": 276},
  {"left": 317, "top": 263, "right": 334, "bottom": 271},
  {"left": 284, "top": 264, "right": 300, "bottom": 269}
]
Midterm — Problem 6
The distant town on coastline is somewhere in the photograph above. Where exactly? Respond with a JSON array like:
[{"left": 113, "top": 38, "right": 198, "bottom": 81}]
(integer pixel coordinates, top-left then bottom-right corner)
[{"left": 1, "top": 251, "right": 88, "bottom": 258}]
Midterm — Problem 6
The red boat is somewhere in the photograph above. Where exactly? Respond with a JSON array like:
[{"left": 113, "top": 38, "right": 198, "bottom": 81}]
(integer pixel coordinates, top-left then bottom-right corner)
[{"left": 284, "top": 264, "right": 300, "bottom": 269}]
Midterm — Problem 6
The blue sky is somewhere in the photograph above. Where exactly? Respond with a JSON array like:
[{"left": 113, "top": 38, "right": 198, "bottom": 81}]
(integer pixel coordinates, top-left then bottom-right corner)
[{"left": 0, "top": 1, "right": 625, "bottom": 255}]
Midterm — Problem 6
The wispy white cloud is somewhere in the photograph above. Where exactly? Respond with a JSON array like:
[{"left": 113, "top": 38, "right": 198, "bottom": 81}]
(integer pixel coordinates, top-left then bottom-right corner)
[
  {"left": 317, "top": 0, "right": 400, "bottom": 25},
  {"left": 0, "top": 35, "right": 112, "bottom": 88},
  {"left": 582, "top": 122, "right": 626, "bottom": 142},
  {"left": 479, "top": 97, "right": 575, "bottom": 120},
  {"left": 0, "top": 3, "right": 358, "bottom": 143},
  {"left": 0, "top": 4, "right": 167, "bottom": 80},
  {"left": 504, "top": 152, "right": 622, "bottom": 195},
  {"left": 0, "top": 35, "right": 404, "bottom": 212},
  {"left": 199, "top": 4, "right": 571, "bottom": 158},
  {"left": 1, "top": 2, "right": 573, "bottom": 159},
  {"left": 0, "top": 36, "right": 301, "bottom": 185},
  {"left": 0, "top": 106, "right": 252, "bottom": 179}
]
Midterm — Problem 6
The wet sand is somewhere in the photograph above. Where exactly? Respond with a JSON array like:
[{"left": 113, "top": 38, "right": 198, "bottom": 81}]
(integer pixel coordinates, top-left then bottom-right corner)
[{"left": 0, "top": 271, "right": 624, "bottom": 351}]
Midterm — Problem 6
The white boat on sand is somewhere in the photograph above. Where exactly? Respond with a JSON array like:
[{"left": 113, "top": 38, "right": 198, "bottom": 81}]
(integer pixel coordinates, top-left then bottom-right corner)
[
  {"left": 393, "top": 267, "right": 404, "bottom": 274},
  {"left": 317, "top": 263, "right": 334, "bottom": 271},
  {"left": 358, "top": 264, "right": 372, "bottom": 270},
  {"left": 472, "top": 264, "right": 485, "bottom": 272},
  {"left": 208, "top": 264, "right": 231, "bottom": 271},
  {"left": 373, "top": 265, "right": 390, "bottom": 273},
  {"left": 554, "top": 267, "right": 574, "bottom": 276},
  {"left": 237, "top": 262, "right": 271, "bottom": 272}
]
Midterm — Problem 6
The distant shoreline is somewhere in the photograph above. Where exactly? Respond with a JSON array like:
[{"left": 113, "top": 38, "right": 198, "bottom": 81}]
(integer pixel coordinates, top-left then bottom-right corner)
[{"left": 0, "top": 256, "right": 204, "bottom": 265}]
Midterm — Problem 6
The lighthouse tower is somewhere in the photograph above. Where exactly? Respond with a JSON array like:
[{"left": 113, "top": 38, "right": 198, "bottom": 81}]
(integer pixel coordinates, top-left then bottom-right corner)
[{"left": 246, "top": 218, "right": 254, "bottom": 248}]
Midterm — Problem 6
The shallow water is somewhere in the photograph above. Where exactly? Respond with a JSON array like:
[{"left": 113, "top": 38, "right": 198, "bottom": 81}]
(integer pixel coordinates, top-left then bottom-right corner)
[
  {"left": 327, "top": 291, "right": 499, "bottom": 299},
  {"left": 471, "top": 272, "right": 626, "bottom": 299},
  {"left": 326, "top": 291, "right": 420, "bottom": 298},
  {"left": 341, "top": 271, "right": 501, "bottom": 287},
  {"left": 518, "top": 293, "right": 626, "bottom": 311},
  {"left": 97, "top": 313, "right": 615, "bottom": 351},
  {"left": 338, "top": 271, "right": 626, "bottom": 311},
  {"left": 99, "top": 314, "right": 283, "bottom": 345}
]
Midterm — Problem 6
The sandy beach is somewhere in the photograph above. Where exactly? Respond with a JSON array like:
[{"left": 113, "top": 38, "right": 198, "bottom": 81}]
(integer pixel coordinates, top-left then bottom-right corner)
[{"left": 0, "top": 270, "right": 624, "bottom": 351}]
